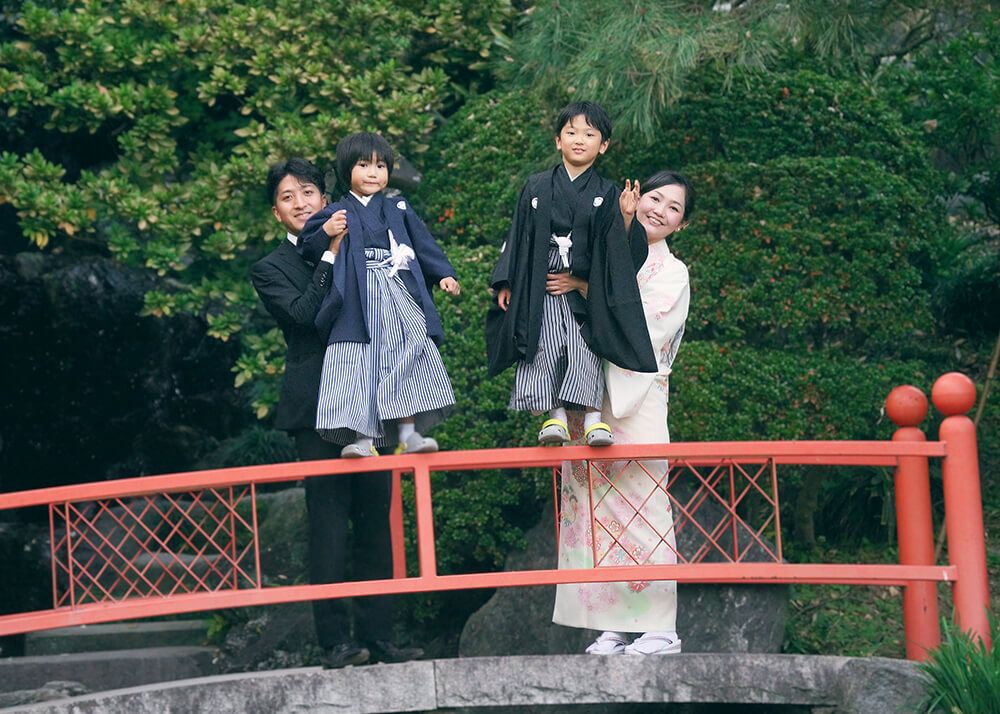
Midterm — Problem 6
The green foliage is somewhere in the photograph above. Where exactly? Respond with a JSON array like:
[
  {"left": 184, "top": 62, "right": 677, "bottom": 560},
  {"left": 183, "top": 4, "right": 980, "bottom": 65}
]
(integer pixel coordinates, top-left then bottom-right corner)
[
  {"left": 677, "top": 156, "right": 944, "bottom": 351},
  {"left": 0, "top": 0, "right": 513, "bottom": 417},
  {"left": 919, "top": 616, "right": 1000, "bottom": 714},
  {"left": 502, "top": 0, "right": 982, "bottom": 142}
]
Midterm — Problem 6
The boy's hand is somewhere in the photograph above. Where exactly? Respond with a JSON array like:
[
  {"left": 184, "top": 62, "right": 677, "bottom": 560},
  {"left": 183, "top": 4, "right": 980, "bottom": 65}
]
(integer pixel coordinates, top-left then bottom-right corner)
[
  {"left": 497, "top": 286, "right": 511, "bottom": 311},
  {"left": 547, "top": 272, "right": 588, "bottom": 299},
  {"left": 439, "top": 276, "right": 461, "bottom": 296},
  {"left": 322, "top": 209, "right": 348, "bottom": 250},
  {"left": 620, "top": 179, "right": 640, "bottom": 230}
]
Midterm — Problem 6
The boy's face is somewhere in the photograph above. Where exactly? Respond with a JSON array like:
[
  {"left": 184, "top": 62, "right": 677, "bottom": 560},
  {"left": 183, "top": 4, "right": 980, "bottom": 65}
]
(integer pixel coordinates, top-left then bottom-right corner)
[
  {"left": 272, "top": 174, "right": 326, "bottom": 235},
  {"left": 555, "top": 115, "right": 609, "bottom": 172},
  {"left": 350, "top": 154, "right": 389, "bottom": 197}
]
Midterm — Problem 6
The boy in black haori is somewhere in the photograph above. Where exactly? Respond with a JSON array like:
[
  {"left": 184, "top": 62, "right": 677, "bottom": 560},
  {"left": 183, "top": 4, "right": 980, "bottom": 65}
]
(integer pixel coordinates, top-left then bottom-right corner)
[{"left": 486, "top": 101, "right": 656, "bottom": 446}]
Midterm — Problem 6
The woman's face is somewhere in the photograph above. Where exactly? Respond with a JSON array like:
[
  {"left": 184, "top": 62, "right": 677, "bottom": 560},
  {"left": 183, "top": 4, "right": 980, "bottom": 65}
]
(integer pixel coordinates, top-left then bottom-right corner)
[{"left": 637, "top": 183, "right": 688, "bottom": 243}]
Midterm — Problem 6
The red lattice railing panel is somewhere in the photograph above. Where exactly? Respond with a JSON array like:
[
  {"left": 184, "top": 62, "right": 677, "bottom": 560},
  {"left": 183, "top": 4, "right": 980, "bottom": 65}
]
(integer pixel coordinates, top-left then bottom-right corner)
[{"left": 50, "top": 486, "right": 261, "bottom": 607}]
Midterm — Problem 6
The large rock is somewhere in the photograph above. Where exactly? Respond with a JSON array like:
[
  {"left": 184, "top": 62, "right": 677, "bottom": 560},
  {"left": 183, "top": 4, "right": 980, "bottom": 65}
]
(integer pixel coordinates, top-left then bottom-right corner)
[{"left": 460, "top": 493, "right": 788, "bottom": 657}]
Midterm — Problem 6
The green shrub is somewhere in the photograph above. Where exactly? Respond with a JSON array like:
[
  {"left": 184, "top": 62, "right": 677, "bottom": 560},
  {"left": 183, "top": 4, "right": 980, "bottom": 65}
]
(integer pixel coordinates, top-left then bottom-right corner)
[
  {"left": 675, "top": 156, "right": 945, "bottom": 351},
  {"left": 919, "top": 616, "right": 1000, "bottom": 714}
]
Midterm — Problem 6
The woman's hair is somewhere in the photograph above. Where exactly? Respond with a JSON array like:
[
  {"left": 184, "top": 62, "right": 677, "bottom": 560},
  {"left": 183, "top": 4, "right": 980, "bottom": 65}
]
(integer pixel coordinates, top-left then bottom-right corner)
[
  {"left": 265, "top": 157, "right": 325, "bottom": 204},
  {"left": 553, "top": 101, "right": 613, "bottom": 141},
  {"left": 643, "top": 170, "right": 695, "bottom": 220},
  {"left": 334, "top": 132, "right": 394, "bottom": 192}
]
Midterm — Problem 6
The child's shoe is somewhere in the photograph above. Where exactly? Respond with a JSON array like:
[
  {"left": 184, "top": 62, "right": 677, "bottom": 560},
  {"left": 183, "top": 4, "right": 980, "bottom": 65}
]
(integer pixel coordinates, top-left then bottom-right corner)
[
  {"left": 395, "top": 432, "right": 439, "bottom": 454},
  {"left": 538, "top": 418, "right": 570, "bottom": 445},
  {"left": 584, "top": 422, "right": 614, "bottom": 447},
  {"left": 623, "top": 632, "right": 682, "bottom": 655},
  {"left": 341, "top": 442, "right": 378, "bottom": 458}
]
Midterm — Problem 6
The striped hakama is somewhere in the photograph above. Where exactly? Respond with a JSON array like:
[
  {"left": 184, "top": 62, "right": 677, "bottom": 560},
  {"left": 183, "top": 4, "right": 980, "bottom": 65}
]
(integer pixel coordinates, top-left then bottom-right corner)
[
  {"left": 316, "top": 248, "right": 454, "bottom": 447},
  {"left": 509, "top": 243, "right": 603, "bottom": 412}
]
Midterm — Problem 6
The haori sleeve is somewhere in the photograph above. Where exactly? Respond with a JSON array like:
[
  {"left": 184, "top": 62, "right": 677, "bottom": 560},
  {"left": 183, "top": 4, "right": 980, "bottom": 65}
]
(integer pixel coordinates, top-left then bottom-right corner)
[
  {"left": 490, "top": 181, "right": 531, "bottom": 289},
  {"left": 297, "top": 207, "right": 335, "bottom": 264},
  {"left": 401, "top": 201, "right": 457, "bottom": 284}
]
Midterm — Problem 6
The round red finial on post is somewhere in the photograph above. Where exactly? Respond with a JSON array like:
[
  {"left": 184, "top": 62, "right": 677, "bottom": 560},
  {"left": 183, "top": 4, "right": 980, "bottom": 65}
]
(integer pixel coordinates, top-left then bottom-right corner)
[
  {"left": 932, "top": 372, "right": 977, "bottom": 416},
  {"left": 886, "top": 385, "right": 928, "bottom": 427}
]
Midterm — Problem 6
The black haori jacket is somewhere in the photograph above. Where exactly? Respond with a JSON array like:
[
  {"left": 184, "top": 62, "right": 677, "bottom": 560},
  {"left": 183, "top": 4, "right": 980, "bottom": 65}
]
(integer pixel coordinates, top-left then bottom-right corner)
[{"left": 485, "top": 166, "right": 657, "bottom": 376}]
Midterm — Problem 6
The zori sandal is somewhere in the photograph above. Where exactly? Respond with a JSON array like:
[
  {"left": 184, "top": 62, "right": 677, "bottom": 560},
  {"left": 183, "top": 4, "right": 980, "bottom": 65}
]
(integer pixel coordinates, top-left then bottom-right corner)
[
  {"left": 584, "top": 422, "right": 614, "bottom": 447},
  {"left": 538, "top": 418, "right": 570, "bottom": 445},
  {"left": 585, "top": 631, "right": 627, "bottom": 655},
  {"left": 623, "top": 632, "right": 682, "bottom": 655}
]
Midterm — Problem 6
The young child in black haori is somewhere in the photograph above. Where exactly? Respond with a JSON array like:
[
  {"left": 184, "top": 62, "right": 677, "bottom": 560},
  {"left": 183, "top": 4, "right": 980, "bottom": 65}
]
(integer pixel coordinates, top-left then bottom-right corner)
[
  {"left": 486, "top": 101, "right": 656, "bottom": 446},
  {"left": 298, "top": 132, "right": 460, "bottom": 458}
]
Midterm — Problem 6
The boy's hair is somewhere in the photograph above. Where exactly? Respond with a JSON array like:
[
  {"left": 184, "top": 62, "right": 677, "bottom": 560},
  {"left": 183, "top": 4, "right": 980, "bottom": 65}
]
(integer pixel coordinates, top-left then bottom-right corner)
[
  {"left": 335, "top": 132, "right": 394, "bottom": 192},
  {"left": 265, "top": 157, "right": 325, "bottom": 205},
  {"left": 553, "top": 101, "right": 613, "bottom": 141},
  {"left": 643, "top": 170, "right": 695, "bottom": 220}
]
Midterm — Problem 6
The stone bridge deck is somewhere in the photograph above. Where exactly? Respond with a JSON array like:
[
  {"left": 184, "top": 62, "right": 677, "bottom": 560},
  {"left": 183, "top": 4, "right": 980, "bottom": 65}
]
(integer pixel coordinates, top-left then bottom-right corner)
[{"left": 3, "top": 654, "right": 924, "bottom": 714}]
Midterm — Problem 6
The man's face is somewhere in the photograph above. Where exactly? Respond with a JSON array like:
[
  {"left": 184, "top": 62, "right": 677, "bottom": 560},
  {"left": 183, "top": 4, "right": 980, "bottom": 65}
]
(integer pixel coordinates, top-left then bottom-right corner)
[
  {"left": 271, "top": 174, "right": 326, "bottom": 235},
  {"left": 555, "top": 114, "right": 609, "bottom": 171},
  {"left": 350, "top": 154, "right": 389, "bottom": 197}
]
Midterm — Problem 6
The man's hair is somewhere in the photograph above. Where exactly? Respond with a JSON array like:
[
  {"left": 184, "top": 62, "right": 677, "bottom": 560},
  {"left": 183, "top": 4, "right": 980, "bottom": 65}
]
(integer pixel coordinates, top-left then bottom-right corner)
[
  {"left": 265, "top": 157, "right": 325, "bottom": 205},
  {"left": 335, "top": 132, "right": 394, "bottom": 192},
  {"left": 643, "top": 170, "right": 695, "bottom": 220},
  {"left": 553, "top": 101, "right": 613, "bottom": 141}
]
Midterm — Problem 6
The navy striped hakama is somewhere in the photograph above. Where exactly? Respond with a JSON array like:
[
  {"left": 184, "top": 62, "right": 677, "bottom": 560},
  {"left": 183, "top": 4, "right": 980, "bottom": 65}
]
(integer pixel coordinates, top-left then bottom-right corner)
[{"left": 316, "top": 248, "right": 454, "bottom": 447}]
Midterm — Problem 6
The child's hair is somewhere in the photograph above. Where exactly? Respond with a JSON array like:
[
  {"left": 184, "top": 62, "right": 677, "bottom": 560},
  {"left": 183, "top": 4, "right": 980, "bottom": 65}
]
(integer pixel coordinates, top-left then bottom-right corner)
[
  {"left": 553, "top": 101, "right": 613, "bottom": 141},
  {"left": 643, "top": 170, "right": 695, "bottom": 220},
  {"left": 265, "top": 157, "right": 325, "bottom": 205},
  {"left": 335, "top": 132, "right": 394, "bottom": 192}
]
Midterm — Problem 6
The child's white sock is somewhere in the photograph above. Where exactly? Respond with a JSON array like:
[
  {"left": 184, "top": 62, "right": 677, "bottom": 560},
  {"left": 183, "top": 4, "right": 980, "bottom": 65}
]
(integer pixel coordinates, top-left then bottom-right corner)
[
  {"left": 584, "top": 410, "right": 602, "bottom": 430},
  {"left": 398, "top": 422, "right": 415, "bottom": 441},
  {"left": 353, "top": 434, "right": 373, "bottom": 451},
  {"left": 549, "top": 406, "right": 568, "bottom": 423}
]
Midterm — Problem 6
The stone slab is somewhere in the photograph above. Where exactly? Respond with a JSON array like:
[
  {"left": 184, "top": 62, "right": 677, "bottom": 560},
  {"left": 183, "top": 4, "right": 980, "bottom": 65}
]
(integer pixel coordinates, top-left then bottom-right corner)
[
  {"left": 0, "top": 654, "right": 925, "bottom": 714},
  {"left": 0, "top": 647, "right": 215, "bottom": 694},
  {"left": 25, "top": 621, "right": 209, "bottom": 656}
]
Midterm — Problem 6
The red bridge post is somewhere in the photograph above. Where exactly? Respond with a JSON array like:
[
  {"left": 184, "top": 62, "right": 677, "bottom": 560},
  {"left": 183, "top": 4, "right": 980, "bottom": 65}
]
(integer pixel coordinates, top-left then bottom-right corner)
[
  {"left": 887, "top": 385, "right": 940, "bottom": 659},
  {"left": 934, "top": 372, "right": 991, "bottom": 648},
  {"left": 390, "top": 470, "right": 407, "bottom": 579}
]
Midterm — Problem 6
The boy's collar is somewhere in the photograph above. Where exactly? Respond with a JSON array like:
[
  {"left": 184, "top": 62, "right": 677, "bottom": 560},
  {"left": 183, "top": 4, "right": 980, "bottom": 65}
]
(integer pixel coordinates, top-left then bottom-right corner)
[
  {"left": 560, "top": 162, "right": 593, "bottom": 182},
  {"left": 350, "top": 190, "right": 377, "bottom": 206}
]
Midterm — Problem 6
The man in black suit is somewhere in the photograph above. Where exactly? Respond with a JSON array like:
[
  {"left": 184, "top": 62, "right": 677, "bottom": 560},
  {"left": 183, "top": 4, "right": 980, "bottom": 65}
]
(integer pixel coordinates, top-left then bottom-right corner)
[{"left": 250, "top": 158, "right": 421, "bottom": 668}]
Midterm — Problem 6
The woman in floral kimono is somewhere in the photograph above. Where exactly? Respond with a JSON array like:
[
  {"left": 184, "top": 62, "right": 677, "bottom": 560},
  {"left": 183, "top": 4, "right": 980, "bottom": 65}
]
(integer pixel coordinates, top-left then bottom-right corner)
[{"left": 550, "top": 170, "right": 693, "bottom": 656}]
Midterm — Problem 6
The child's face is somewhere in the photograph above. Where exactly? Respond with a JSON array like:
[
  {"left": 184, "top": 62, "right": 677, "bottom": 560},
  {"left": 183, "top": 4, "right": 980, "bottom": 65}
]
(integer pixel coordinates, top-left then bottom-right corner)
[
  {"left": 350, "top": 154, "right": 389, "bottom": 196},
  {"left": 555, "top": 115, "right": 609, "bottom": 172},
  {"left": 636, "top": 184, "right": 688, "bottom": 243},
  {"left": 271, "top": 175, "right": 327, "bottom": 235}
]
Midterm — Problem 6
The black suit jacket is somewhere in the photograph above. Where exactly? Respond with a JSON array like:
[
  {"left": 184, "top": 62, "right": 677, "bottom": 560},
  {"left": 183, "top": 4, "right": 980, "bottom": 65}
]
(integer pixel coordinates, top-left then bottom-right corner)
[{"left": 250, "top": 239, "right": 335, "bottom": 432}]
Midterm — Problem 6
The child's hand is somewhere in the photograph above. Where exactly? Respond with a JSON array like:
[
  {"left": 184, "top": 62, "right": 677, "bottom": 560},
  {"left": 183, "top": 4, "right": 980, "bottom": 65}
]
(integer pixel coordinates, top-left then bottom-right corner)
[
  {"left": 322, "top": 209, "right": 348, "bottom": 248},
  {"left": 620, "top": 179, "right": 640, "bottom": 229},
  {"left": 439, "top": 276, "right": 461, "bottom": 296},
  {"left": 546, "top": 272, "right": 588, "bottom": 299},
  {"left": 497, "top": 286, "right": 511, "bottom": 311}
]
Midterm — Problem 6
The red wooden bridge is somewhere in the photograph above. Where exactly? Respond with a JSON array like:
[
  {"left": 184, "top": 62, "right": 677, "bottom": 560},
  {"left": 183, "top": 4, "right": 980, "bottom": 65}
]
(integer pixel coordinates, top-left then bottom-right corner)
[{"left": 0, "top": 372, "right": 990, "bottom": 661}]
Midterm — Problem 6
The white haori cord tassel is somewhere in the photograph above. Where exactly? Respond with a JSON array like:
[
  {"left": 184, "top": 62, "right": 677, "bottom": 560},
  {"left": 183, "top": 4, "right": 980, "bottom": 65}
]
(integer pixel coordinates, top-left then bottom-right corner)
[
  {"left": 381, "top": 229, "right": 416, "bottom": 277},
  {"left": 552, "top": 233, "right": 573, "bottom": 269}
]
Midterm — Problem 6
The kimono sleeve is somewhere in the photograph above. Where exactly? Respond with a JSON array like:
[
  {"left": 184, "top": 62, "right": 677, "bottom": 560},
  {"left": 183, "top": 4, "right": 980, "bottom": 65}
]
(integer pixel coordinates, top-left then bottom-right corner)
[
  {"left": 401, "top": 203, "right": 456, "bottom": 285},
  {"left": 490, "top": 181, "right": 531, "bottom": 289},
  {"left": 297, "top": 207, "right": 335, "bottom": 264},
  {"left": 581, "top": 198, "right": 657, "bottom": 373}
]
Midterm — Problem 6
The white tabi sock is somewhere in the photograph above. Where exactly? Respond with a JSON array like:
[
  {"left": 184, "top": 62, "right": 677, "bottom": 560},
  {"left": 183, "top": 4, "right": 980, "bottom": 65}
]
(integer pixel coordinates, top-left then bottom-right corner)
[
  {"left": 353, "top": 434, "right": 373, "bottom": 451},
  {"left": 398, "top": 422, "right": 415, "bottom": 441},
  {"left": 549, "top": 406, "right": 568, "bottom": 424},
  {"left": 584, "top": 410, "right": 602, "bottom": 430}
]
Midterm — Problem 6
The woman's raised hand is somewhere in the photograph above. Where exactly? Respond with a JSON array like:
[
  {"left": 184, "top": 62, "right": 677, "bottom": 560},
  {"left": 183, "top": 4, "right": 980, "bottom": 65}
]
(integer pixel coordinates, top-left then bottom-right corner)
[{"left": 620, "top": 179, "right": 640, "bottom": 230}]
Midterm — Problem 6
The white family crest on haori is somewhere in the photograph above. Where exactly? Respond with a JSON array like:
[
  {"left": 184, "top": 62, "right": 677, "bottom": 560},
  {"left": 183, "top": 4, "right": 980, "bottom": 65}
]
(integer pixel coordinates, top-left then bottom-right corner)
[
  {"left": 593, "top": 196, "right": 604, "bottom": 207},
  {"left": 396, "top": 200, "right": 407, "bottom": 210},
  {"left": 531, "top": 197, "right": 538, "bottom": 209}
]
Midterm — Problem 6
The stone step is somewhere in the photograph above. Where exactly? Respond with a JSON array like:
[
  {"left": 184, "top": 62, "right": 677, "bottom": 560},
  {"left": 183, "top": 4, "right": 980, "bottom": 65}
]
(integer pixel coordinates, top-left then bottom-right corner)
[
  {"left": 0, "top": 646, "right": 216, "bottom": 695},
  {"left": 25, "top": 621, "right": 209, "bottom": 656}
]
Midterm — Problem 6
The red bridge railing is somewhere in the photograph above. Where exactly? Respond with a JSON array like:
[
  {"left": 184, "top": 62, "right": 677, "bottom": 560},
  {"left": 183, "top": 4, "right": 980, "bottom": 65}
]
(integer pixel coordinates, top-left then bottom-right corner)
[{"left": 0, "top": 373, "right": 990, "bottom": 661}]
